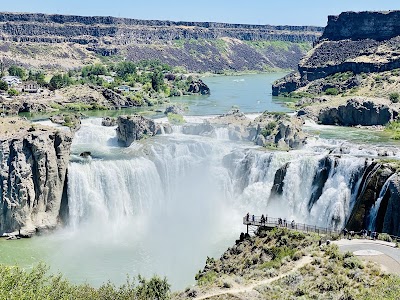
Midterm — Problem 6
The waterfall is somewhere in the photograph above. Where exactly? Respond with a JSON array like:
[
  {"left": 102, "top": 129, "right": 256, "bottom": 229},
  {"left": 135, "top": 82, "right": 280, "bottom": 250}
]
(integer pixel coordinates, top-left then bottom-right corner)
[
  {"left": 368, "top": 174, "right": 394, "bottom": 231},
  {"left": 68, "top": 119, "right": 369, "bottom": 232},
  {"left": 65, "top": 118, "right": 370, "bottom": 288}
]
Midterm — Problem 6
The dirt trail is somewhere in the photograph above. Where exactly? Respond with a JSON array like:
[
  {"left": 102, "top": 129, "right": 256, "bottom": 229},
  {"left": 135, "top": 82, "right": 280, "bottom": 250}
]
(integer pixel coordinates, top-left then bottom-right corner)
[{"left": 195, "top": 256, "right": 312, "bottom": 300}]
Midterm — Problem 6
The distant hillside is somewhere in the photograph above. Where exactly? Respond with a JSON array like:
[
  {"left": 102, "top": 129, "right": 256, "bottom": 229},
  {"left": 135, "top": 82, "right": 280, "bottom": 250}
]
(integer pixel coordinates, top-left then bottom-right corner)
[{"left": 0, "top": 12, "right": 323, "bottom": 72}]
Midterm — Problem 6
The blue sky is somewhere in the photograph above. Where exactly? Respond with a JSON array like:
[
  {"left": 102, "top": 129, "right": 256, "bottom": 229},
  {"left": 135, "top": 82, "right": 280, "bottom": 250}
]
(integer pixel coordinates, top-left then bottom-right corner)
[{"left": 1, "top": 1, "right": 399, "bottom": 26}]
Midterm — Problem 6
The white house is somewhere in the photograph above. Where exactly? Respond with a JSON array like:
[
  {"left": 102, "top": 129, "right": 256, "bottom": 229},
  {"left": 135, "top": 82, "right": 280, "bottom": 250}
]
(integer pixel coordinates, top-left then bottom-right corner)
[
  {"left": 116, "top": 85, "right": 130, "bottom": 92},
  {"left": 1, "top": 76, "right": 21, "bottom": 87}
]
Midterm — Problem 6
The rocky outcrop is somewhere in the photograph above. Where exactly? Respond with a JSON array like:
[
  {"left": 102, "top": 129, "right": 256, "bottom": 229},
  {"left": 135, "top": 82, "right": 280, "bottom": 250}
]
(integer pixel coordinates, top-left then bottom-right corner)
[
  {"left": 164, "top": 105, "right": 185, "bottom": 115},
  {"left": 188, "top": 79, "right": 210, "bottom": 95},
  {"left": 116, "top": 115, "right": 157, "bottom": 147},
  {"left": 0, "top": 120, "right": 72, "bottom": 235},
  {"left": 382, "top": 173, "right": 400, "bottom": 236},
  {"left": 49, "top": 113, "right": 82, "bottom": 132},
  {"left": 306, "top": 98, "right": 398, "bottom": 126},
  {"left": 273, "top": 11, "right": 400, "bottom": 95},
  {"left": 101, "top": 117, "right": 116, "bottom": 127}
]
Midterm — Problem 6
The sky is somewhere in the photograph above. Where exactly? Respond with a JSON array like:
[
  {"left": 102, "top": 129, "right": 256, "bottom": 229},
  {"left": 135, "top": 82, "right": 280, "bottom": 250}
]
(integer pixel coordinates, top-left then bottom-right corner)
[{"left": 1, "top": 1, "right": 399, "bottom": 26}]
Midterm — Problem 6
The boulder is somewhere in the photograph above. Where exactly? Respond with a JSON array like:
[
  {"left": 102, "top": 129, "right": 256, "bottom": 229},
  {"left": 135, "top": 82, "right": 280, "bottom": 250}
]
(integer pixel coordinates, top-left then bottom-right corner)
[
  {"left": 116, "top": 115, "right": 157, "bottom": 147},
  {"left": 188, "top": 79, "right": 210, "bottom": 95},
  {"left": 317, "top": 98, "right": 397, "bottom": 126},
  {"left": 164, "top": 105, "right": 185, "bottom": 115}
]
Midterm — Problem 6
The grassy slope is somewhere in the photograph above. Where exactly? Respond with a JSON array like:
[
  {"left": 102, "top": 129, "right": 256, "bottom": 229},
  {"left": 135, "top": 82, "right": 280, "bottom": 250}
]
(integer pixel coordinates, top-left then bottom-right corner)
[{"left": 174, "top": 228, "right": 400, "bottom": 300}]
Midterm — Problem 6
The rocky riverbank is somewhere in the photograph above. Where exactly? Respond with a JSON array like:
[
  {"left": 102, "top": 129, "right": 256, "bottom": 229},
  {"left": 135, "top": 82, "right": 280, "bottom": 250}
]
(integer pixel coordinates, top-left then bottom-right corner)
[{"left": 0, "top": 117, "right": 72, "bottom": 236}]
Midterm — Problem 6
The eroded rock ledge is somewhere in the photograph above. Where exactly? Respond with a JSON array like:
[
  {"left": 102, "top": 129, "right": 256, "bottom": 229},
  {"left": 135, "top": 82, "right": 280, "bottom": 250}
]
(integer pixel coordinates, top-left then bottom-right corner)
[{"left": 0, "top": 118, "right": 72, "bottom": 235}]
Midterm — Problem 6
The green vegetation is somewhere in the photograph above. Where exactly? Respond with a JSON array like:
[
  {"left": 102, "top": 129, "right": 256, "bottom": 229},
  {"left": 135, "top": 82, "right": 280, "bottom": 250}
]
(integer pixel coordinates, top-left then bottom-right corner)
[
  {"left": 385, "top": 120, "right": 400, "bottom": 140},
  {"left": 389, "top": 92, "right": 400, "bottom": 103},
  {"left": 27, "top": 70, "right": 46, "bottom": 86},
  {"left": 8, "top": 65, "right": 26, "bottom": 79},
  {"left": 8, "top": 88, "right": 19, "bottom": 96},
  {"left": 192, "top": 227, "right": 400, "bottom": 299},
  {"left": 246, "top": 41, "right": 312, "bottom": 52},
  {"left": 49, "top": 74, "right": 73, "bottom": 90},
  {"left": 0, "top": 263, "right": 170, "bottom": 300},
  {"left": 167, "top": 113, "right": 185, "bottom": 125},
  {"left": 260, "top": 121, "right": 277, "bottom": 138},
  {"left": 325, "top": 87, "right": 340, "bottom": 96},
  {"left": 0, "top": 80, "right": 8, "bottom": 91}
]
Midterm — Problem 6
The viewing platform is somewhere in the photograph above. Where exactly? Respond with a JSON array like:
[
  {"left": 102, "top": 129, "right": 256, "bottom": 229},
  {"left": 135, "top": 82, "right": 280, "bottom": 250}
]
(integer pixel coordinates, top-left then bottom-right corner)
[{"left": 243, "top": 216, "right": 341, "bottom": 236}]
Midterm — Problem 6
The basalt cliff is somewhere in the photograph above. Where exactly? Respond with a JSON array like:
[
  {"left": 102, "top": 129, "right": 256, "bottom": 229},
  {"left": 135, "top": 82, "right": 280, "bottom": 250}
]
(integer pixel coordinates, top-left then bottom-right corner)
[
  {"left": 0, "top": 118, "right": 72, "bottom": 235},
  {"left": 0, "top": 12, "right": 323, "bottom": 71},
  {"left": 273, "top": 11, "right": 400, "bottom": 95}
]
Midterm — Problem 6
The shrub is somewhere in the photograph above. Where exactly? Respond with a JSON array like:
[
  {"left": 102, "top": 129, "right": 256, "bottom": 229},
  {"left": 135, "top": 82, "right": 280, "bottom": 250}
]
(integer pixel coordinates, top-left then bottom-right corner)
[
  {"left": 377, "top": 233, "right": 392, "bottom": 242},
  {"left": 389, "top": 92, "right": 400, "bottom": 103},
  {"left": 0, "top": 80, "right": 8, "bottom": 91},
  {"left": 325, "top": 88, "right": 339, "bottom": 96},
  {"left": 0, "top": 264, "right": 170, "bottom": 300},
  {"left": 8, "top": 88, "right": 19, "bottom": 96}
]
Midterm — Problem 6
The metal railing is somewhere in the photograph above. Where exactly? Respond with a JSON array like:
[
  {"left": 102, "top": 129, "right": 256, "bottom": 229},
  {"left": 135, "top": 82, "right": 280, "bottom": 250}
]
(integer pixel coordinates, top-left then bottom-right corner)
[{"left": 243, "top": 216, "right": 341, "bottom": 235}]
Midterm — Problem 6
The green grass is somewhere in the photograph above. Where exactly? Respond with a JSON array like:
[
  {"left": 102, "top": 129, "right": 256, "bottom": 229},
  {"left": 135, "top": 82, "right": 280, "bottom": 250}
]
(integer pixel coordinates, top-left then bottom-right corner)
[{"left": 246, "top": 41, "right": 312, "bottom": 52}]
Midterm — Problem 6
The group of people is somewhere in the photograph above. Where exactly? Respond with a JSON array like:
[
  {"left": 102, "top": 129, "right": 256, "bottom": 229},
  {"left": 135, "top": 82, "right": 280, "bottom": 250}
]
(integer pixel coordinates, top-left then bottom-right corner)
[
  {"left": 245, "top": 213, "right": 296, "bottom": 229},
  {"left": 343, "top": 228, "right": 379, "bottom": 240},
  {"left": 278, "top": 218, "right": 296, "bottom": 228},
  {"left": 245, "top": 213, "right": 267, "bottom": 223}
]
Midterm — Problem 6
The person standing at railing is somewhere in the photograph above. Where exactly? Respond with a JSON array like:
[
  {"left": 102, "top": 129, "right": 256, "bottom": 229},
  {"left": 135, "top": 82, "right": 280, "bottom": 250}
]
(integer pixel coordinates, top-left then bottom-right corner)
[
  {"left": 246, "top": 212, "right": 249, "bottom": 222},
  {"left": 252, "top": 214, "right": 255, "bottom": 222},
  {"left": 261, "top": 214, "right": 265, "bottom": 224},
  {"left": 284, "top": 218, "right": 287, "bottom": 227},
  {"left": 291, "top": 220, "right": 295, "bottom": 229}
]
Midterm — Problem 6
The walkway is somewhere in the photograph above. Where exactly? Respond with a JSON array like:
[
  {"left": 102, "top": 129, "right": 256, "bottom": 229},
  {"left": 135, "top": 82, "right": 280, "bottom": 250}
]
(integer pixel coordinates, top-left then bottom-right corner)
[
  {"left": 335, "top": 239, "right": 400, "bottom": 274},
  {"left": 243, "top": 216, "right": 341, "bottom": 236},
  {"left": 195, "top": 256, "right": 312, "bottom": 300}
]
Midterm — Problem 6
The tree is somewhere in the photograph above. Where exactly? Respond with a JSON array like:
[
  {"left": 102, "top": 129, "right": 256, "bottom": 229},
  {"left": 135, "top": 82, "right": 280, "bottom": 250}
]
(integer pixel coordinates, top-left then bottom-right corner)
[
  {"left": 49, "top": 74, "right": 72, "bottom": 90},
  {"left": 151, "top": 71, "right": 164, "bottom": 92},
  {"left": 0, "top": 80, "right": 8, "bottom": 91},
  {"left": 116, "top": 61, "right": 137, "bottom": 78},
  {"left": 8, "top": 65, "right": 26, "bottom": 79},
  {"left": 81, "top": 64, "right": 107, "bottom": 77},
  {"left": 28, "top": 70, "right": 46, "bottom": 86}
]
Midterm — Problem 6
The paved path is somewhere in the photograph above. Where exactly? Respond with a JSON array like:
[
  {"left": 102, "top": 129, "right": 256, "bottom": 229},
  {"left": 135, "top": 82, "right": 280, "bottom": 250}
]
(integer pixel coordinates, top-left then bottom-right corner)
[
  {"left": 195, "top": 256, "right": 312, "bottom": 300},
  {"left": 335, "top": 239, "right": 400, "bottom": 274}
]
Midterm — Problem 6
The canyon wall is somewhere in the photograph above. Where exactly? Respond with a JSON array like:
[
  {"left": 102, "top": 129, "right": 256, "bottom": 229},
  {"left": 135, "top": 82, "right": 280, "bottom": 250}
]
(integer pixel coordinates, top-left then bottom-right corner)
[
  {"left": 0, "top": 120, "right": 72, "bottom": 235},
  {"left": 0, "top": 12, "right": 323, "bottom": 72},
  {"left": 273, "top": 11, "right": 400, "bottom": 95}
]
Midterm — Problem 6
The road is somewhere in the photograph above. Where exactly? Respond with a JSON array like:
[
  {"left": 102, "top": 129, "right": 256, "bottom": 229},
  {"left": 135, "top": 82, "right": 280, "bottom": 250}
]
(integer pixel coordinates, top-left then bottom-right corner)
[{"left": 335, "top": 239, "right": 400, "bottom": 274}]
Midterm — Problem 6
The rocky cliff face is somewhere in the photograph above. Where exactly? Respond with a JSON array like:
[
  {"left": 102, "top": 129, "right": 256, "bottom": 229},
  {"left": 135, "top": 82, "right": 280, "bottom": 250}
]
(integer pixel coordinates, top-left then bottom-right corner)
[
  {"left": 321, "top": 11, "right": 400, "bottom": 42},
  {"left": 0, "top": 119, "right": 72, "bottom": 235},
  {"left": 0, "top": 12, "right": 322, "bottom": 44},
  {"left": 273, "top": 11, "right": 400, "bottom": 95},
  {"left": 0, "top": 12, "right": 322, "bottom": 72}
]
